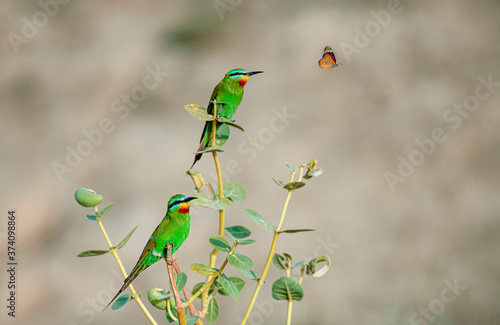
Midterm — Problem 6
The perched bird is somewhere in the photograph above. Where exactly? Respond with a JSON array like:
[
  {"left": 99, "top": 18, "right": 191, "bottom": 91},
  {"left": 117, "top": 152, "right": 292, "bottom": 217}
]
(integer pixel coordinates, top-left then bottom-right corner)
[
  {"left": 190, "top": 68, "right": 263, "bottom": 169},
  {"left": 105, "top": 194, "right": 197, "bottom": 310}
]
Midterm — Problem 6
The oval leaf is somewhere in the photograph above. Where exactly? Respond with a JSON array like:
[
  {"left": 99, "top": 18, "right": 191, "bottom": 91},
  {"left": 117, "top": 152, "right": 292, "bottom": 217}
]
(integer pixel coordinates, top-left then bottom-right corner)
[
  {"left": 238, "top": 268, "right": 259, "bottom": 280},
  {"left": 273, "top": 178, "right": 285, "bottom": 188},
  {"left": 225, "top": 225, "right": 251, "bottom": 239},
  {"left": 218, "top": 274, "right": 239, "bottom": 301},
  {"left": 190, "top": 263, "right": 216, "bottom": 276},
  {"left": 271, "top": 277, "right": 304, "bottom": 301},
  {"left": 218, "top": 276, "right": 245, "bottom": 296},
  {"left": 279, "top": 228, "right": 316, "bottom": 234},
  {"left": 195, "top": 146, "right": 224, "bottom": 154},
  {"left": 217, "top": 182, "right": 246, "bottom": 203},
  {"left": 115, "top": 226, "right": 137, "bottom": 250},
  {"left": 245, "top": 209, "right": 276, "bottom": 232},
  {"left": 175, "top": 272, "right": 188, "bottom": 291},
  {"left": 209, "top": 237, "right": 231, "bottom": 252},
  {"left": 193, "top": 194, "right": 231, "bottom": 210},
  {"left": 283, "top": 182, "right": 306, "bottom": 191},
  {"left": 96, "top": 202, "right": 113, "bottom": 220},
  {"left": 237, "top": 239, "right": 256, "bottom": 245},
  {"left": 217, "top": 117, "right": 245, "bottom": 132},
  {"left": 112, "top": 293, "right": 133, "bottom": 310},
  {"left": 273, "top": 254, "right": 286, "bottom": 270},
  {"left": 285, "top": 162, "right": 293, "bottom": 172},
  {"left": 228, "top": 253, "right": 253, "bottom": 270},
  {"left": 206, "top": 297, "right": 219, "bottom": 323},
  {"left": 185, "top": 104, "right": 214, "bottom": 121},
  {"left": 77, "top": 249, "right": 109, "bottom": 257}
]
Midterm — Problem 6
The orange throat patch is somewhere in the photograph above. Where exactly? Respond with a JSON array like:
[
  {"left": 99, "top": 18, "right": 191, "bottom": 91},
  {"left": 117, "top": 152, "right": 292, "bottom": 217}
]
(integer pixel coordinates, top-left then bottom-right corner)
[
  {"left": 179, "top": 203, "right": 190, "bottom": 214},
  {"left": 238, "top": 76, "right": 249, "bottom": 87}
]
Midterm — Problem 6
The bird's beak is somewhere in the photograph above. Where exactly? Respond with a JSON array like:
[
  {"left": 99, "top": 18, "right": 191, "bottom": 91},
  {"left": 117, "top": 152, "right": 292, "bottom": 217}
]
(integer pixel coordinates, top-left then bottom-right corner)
[
  {"left": 184, "top": 197, "right": 197, "bottom": 203},
  {"left": 246, "top": 71, "right": 264, "bottom": 76}
]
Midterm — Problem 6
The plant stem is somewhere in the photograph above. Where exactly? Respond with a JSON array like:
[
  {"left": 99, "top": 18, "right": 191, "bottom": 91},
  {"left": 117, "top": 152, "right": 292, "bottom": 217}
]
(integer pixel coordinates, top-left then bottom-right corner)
[
  {"left": 286, "top": 298, "right": 293, "bottom": 325},
  {"left": 94, "top": 207, "right": 157, "bottom": 325},
  {"left": 185, "top": 243, "right": 236, "bottom": 306},
  {"left": 240, "top": 170, "right": 298, "bottom": 325},
  {"left": 173, "top": 258, "right": 204, "bottom": 325},
  {"left": 202, "top": 100, "right": 226, "bottom": 314}
]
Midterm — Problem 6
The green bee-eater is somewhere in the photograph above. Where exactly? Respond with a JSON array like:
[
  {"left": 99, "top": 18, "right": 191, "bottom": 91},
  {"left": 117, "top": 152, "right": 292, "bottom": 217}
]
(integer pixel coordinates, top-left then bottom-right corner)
[
  {"left": 190, "top": 68, "right": 263, "bottom": 169},
  {"left": 105, "top": 194, "right": 196, "bottom": 310}
]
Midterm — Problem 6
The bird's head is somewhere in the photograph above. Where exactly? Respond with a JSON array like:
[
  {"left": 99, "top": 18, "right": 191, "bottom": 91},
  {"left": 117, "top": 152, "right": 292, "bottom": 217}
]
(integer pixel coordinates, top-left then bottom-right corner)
[
  {"left": 226, "top": 68, "right": 263, "bottom": 87},
  {"left": 168, "top": 194, "right": 197, "bottom": 214}
]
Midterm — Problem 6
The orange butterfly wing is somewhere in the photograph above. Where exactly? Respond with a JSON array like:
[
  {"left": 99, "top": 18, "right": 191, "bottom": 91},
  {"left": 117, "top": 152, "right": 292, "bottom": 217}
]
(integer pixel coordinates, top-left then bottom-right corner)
[{"left": 318, "top": 45, "right": 338, "bottom": 69}]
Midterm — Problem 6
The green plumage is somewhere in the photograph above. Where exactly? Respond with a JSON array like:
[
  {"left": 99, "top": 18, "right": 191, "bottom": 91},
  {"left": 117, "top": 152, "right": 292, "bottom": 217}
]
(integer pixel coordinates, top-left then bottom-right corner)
[
  {"left": 105, "top": 194, "right": 196, "bottom": 310},
  {"left": 191, "top": 68, "right": 263, "bottom": 168}
]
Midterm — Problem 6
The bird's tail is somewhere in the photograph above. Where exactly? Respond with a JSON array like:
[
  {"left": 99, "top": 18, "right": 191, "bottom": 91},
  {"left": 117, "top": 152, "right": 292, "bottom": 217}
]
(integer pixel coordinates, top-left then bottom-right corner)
[
  {"left": 102, "top": 265, "right": 144, "bottom": 311},
  {"left": 190, "top": 122, "right": 210, "bottom": 169}
]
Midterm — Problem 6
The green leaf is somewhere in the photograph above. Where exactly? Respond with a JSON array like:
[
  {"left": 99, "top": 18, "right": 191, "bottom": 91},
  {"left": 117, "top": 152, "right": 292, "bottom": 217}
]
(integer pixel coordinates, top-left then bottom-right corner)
[
  {"left": 283, "top": 252, "right": 294, "bottom": 261},
  {"left": 291, "top": 260, "right": 307, "bottom": 269},
  {"left": 285, "top": 162, "right": 293, "bottom": 172},
  {"left": 218, "top": 274, "right": 239, "bottom": 301},
  {"left": 273, "top": 178, "right": 285, "bottom": 188},
  {"left": 186, "top": 316, "right": 200, "bottom": 325},
  {"left": 193, "top": 194, "right": 231, "bottom": 210},
  {"left": 75, "top": 187, "right": 103, "bottom": 207},
  {"left": 238, "top": 268, "right": 259, "bottom": 280},
  {"left": 175, "top": 272, "right": 188, "bottom": 291},
  {"left": 86, "top": 215, "right": 96, "bottom": 221},
  {"left": 190, "top": 263, "right": 217, "bottom": 276},
  {"left": 225, "top": 225, "right": 251, "bottom": 239},
  {"left": 191, "top": 282, "right": 216, "bottom": 296},
  {"left": 96, "top": 202, "right": 113, "bottom": 221},
  {"left": 209, "top": 237, "right": 231, "bottom": 252},
  {"left": 195, "top": 146, "right": 224, "bottom": 154},
  {"left": 185, "top": 104, "right": 214, "bottom": 121},
  {"left": 307, "top": 256, "right": 331, "bottom": 278},
  {"left": 283, "top": 182, "right": 306, "bottom": 191},
  {"left": 77, "top": 249, "right": 109, "bottom": 257},
  {"left": 112, "top": 293, "right": 133, "bottom": 310},
  {"left": 237, "top": 239, "right": 256, "bottom": 245},
  {"left": 218, "top": 277, "right": 245, "bottom": 296},
  {"left": 206, "top": 297, "right": 219, "bottom": 323},
  {"left": 271, "top": 277, "right": 304, "bottom": 301},
  {"left": 228, "top": 253, "right": 253, "bottom": 270},
  {"left": 217, "top": 117, "right": 245, "bottom": 132},
  {"left": 215, "top": 123, "right": 230, "bottom": 147},
  {"left": 115, "top": 226, "right": 137, "bottom": 250},
  {"left": 245, "top": 209, "right": 276, "bottom": 232},
  {"left": 279, "top": 228, "right": 316, "bottom": 234},
  {"left": 273, "top": 254, "right": 286, "bottom": 269},
  {"left": 148, "top": 288, "right": 172, "bottom": 310},
  {"left": 216, "top": 182, "right": 246, "bottom": 203}
]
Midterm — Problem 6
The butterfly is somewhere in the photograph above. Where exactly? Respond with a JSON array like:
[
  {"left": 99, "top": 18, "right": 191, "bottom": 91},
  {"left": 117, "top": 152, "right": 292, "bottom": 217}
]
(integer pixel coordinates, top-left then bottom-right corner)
[{"left": 318, "top": 45, "right": 341, "bottom": 69}]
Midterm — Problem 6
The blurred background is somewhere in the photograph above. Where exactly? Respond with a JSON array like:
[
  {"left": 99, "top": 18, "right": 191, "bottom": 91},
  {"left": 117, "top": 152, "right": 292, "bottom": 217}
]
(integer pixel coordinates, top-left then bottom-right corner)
[{"left": 1, "top": 0, "right": 500, "bottom": 324}]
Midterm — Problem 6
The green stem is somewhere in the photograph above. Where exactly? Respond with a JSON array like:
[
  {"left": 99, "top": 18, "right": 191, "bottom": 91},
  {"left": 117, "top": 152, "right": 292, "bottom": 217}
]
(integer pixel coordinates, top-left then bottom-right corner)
[
  {"left": 185, "top": 243, "right": 236, "bottom": 307},
  {"left": 241, "top": 171, "right": 298, "bottom": 325},
  {"left": 93, "top": 206, "right": 157, "bottom": 325}
]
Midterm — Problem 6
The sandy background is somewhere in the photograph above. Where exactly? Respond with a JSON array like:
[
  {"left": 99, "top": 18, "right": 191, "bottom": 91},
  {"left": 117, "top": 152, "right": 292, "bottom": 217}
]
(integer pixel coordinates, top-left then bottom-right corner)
[{"left": 1, "top": 0, "right": 500, "bottom": 324}]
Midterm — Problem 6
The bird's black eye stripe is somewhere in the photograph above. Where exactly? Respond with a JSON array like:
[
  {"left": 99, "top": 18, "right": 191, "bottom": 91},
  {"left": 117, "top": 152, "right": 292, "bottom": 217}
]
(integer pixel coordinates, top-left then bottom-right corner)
[{"left": 169, "top": 199, "right": 183, "bottom": 209}]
